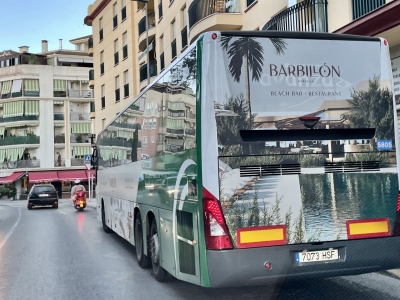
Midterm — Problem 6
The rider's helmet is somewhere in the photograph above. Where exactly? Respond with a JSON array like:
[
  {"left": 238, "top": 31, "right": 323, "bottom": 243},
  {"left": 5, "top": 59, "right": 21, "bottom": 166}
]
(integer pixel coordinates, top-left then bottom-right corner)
[{"left": 74, "top": 179, "right": 81, "bottom": 185}]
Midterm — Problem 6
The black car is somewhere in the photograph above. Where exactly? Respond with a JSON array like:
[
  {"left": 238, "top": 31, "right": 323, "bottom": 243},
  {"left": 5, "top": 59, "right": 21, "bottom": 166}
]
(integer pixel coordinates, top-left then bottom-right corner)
[{"left": 27, "top": 184, "right": 59, "bottom": 209}]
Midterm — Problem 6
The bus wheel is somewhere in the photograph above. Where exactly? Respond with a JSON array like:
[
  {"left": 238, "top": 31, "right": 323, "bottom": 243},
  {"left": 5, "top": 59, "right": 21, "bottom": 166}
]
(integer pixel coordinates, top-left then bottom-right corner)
[
  {"left": 134, "top": 212, "right": 150, "bottom": 268},
  {"left": 150, "top": 219, "right": 168, "bottom": 282},
  {"left": 102, "top": 203, "right": 113, "bottom": 233}
]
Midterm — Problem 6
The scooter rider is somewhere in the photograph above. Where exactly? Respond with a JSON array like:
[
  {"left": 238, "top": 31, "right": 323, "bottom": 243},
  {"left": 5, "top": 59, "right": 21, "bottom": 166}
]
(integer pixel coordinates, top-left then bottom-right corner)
[{"left": 71, "top": 179, "right": 86, "bottom": 206}]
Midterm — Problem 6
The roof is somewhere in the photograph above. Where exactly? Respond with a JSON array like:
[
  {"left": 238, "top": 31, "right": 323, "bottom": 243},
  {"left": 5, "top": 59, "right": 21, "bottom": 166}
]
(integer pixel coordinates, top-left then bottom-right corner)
[
  {"left": 84, "top": 0, "right": 111, "bottom": 26},
  {"left": 69, "top": 35, "right": 92, "bottom": 42}
]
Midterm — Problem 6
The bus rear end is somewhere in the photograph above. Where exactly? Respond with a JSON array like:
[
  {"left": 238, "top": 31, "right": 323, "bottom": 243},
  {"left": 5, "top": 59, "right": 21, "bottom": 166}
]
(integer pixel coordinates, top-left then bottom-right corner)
[{"left": 198, "top": 31, "right": 400, "bottom": 287}]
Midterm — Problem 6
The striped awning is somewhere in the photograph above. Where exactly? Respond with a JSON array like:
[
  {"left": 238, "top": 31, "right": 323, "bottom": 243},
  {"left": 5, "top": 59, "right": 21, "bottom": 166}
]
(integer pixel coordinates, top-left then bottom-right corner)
[
  {"left": 1, "top": 81, "right": 11, "bottom": 95},
  {"left": 24, "top": 101, "right": 40, "bottom": 116},
  {"left": 117, "top": 131, "right": 132, "bottom": 139},
  {"left": 24, "top": 79, "right": 40, "bottom": 93},
  {"left": 166, "top": 119, "right": 185, "bottom": 129},
  {"left": 54, "top": 100, "right": 64, "bottom": 105},
  {"left": 3, "top": 101, "right": 24, "bottom": 118},
  {"left": 11, "top": 79, "right": 22, "bottom": 95},
  {"left": 71, "top": 123, "right": 91, "bottom": 134},
  {"left": 0, "top": 127, "right": 4, "bottom": 135},
  {"left": 53, "top": 79, "right": 66, "bottom": 92},
  {"left": 74, "top": 146, "right": 91, "bottom": 156},
  {"left": 0, "top": 149, "right": 5, "bottom": 162},
  {"left": 168, "top": 102, "right": 186, "bottom": 110}
]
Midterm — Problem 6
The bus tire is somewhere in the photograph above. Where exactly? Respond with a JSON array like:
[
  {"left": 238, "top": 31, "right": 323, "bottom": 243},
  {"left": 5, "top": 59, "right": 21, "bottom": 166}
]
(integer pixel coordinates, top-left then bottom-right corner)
[
  {"left": 135, "top": 212, "right": 150, "bottom": 268},
  {"left": 102, "top": 202, "right": 113, "bottom": 234},
  {"left": 149, "top": 219, "right": 168, "bottom": 282}
]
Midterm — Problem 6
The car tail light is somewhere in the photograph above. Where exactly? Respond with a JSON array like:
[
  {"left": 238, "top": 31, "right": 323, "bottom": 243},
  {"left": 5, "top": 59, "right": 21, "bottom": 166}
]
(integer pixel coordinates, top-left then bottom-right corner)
[
  {"left": 203, "top": 187, "right": 233, "bottom": 250},
  {"left": 397, "top": 193, "right": 400, "bottom": 211}
]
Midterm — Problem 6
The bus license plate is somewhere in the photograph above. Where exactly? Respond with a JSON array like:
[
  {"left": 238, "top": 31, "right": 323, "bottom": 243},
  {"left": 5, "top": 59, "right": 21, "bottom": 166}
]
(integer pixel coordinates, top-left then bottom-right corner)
[{"left": 295, "top": 249, "right": 339, "bottom": 263}]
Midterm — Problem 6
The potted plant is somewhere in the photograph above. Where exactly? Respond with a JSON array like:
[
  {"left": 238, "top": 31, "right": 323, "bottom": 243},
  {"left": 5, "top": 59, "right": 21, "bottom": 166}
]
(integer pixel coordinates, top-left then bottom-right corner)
[{"left": 76, "top": 135, "right": 83, "bottom": 143}]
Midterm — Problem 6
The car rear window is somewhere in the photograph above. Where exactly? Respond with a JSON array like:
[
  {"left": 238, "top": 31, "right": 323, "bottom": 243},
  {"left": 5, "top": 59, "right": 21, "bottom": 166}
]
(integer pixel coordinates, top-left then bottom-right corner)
[{"left": 34, "top": 186, "right": 55, "bottom": 193}]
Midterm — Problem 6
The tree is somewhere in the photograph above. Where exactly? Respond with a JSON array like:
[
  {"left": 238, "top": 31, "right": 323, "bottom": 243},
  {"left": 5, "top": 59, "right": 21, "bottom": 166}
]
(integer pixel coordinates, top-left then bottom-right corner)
[
  {"left": 220, "top": 36, "right": 287, "bottom": 120},
  {"left": 345, "top": 77, "right": 394, "bottom": 141}
]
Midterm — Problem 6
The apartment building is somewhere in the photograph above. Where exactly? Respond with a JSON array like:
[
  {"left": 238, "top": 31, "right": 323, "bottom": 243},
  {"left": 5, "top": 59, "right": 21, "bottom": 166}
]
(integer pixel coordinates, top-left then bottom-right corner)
[
  {"left": 0, "top": 36, "right": 96, "bottom": 199},
  {"left": 85, "top": 0, "right": 400, "bottom": 135}
]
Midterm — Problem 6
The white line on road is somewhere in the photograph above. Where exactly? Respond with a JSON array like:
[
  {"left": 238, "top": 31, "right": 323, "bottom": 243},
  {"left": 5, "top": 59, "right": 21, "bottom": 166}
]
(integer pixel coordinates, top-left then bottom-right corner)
[
  {"left": 58, "top": 210, "right": 67, "bottom": 215},
  {"left": 0, "top": 206, "right": 21, "bottom": 250}
]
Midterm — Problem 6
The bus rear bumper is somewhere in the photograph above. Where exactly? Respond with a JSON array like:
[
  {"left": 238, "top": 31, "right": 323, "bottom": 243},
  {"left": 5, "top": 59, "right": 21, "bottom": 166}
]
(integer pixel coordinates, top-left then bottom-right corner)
[{"left": 206, "top": 236, "right": 400, "bottom": 288}]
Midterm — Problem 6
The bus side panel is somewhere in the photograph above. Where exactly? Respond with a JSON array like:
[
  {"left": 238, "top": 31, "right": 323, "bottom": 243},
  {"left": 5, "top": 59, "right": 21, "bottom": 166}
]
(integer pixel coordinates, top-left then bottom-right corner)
[
  {"left": 110, "top": 197, "right": 135, "bottom": 242},
  {"left": 159, "top": 208, "right": 176, "bottom": 277}
]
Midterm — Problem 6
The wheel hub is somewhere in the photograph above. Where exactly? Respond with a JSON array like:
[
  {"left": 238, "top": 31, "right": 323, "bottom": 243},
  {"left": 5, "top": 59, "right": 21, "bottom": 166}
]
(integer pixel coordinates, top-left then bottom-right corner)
[{"left": 150, "top": 233, "right": 159, "bottom": 265}]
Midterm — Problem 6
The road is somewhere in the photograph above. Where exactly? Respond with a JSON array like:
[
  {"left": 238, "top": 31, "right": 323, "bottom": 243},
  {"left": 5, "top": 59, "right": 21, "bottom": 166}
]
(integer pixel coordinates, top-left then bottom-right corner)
[{"left": 0, "top": 199, "right": 400, "bottom": 300}]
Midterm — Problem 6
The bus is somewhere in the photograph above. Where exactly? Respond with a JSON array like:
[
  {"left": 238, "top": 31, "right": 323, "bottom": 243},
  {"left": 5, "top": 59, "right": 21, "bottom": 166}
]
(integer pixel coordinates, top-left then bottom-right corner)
[{"left": 91, "top": 31, "right": 400, "bottom": 288}]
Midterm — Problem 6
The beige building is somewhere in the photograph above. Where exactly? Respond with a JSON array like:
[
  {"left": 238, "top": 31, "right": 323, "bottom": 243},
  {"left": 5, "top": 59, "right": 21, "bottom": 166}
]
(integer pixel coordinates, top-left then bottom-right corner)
[
  {"left": 84, "top": 0, "right": 400, "bottom": 135},
  {"left": 0, "top": 36, "right": 95, "bottom": 198}
]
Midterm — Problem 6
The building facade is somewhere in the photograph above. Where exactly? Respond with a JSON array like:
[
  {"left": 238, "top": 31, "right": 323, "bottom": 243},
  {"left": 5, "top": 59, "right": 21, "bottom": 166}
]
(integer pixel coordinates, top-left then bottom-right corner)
[
  {"left": 0, "top": 36, "right": 95, "bottom": 198},
  {"left": 84, "top": 0, "right": 400, "bottom": 133}
]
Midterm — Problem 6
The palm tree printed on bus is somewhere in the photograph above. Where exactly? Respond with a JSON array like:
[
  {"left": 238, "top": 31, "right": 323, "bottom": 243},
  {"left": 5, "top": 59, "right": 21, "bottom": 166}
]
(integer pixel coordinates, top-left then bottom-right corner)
[{"left": 220, "top": 36, "right": 287, "bottom": 121}]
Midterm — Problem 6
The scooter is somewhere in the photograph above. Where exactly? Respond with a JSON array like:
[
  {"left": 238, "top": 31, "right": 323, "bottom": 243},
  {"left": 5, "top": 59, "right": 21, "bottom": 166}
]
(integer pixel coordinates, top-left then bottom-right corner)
[{"left": 74, "top": 190, "right": 87, "bottom": 211}]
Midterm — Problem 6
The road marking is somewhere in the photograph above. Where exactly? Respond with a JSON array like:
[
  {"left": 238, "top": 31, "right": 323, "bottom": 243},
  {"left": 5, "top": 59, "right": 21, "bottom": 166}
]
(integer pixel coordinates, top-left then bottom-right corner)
[
  {"left": 58, "top": 210, "right": 67, "bottom": 215},
  {"left": 0, "top": 206, "right": 21, "bottom": 250}
]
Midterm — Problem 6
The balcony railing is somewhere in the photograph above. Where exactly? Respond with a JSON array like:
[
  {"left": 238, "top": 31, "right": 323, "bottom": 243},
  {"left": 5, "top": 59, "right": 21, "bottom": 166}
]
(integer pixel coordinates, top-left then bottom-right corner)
[
  {"left": 115, "top": 88, "right": 120, "bottom": 102},
  {"left": 0, "top": 115, "right": 39, "bottom": 123},
  {"left": 97, "top": 138, "right": 132, "bottom": 147},
  {"left": 171, "top": 39, "right": 177, "bottom": 59},
  {"left": 89, "top": 69, "right": 94, "bottom": 80},
  {"left": 54, "top": 159, "right": 66, "bottom": 167},
  {"left": 139, "top": 60, "right": 157, "bottom": 82},
  {"left": 71, "top": 158, "right": 84, "bottom": 167},
  {"left": 165, "top": 144, "right": 184, "bottom": 153},
  {"left": 352, "top": 0, "right": 385, "bottom": 20},
  {"left": 181, "top": 26, "right": 188, "bottom": 49},
  {"left": 54, "top": 135, "right": 65, "bottom": 143},
  {"left": 188, "top": 0, "right": 241, "bottom": 29},
  {"left": 88, "top": 37, "right": 93, "bottom": 49},
  {"left": 158, "top": 2, "right": 163, "bottom": 20},
  {"left": 166, "top": 128, "right": 184, "bottom": 134},
  {"left": 67, "top": 89, "right": 93, "bottom": 98},
  {"left": 262, "top": 0, "right": 328, "bottom": 32},
  {"left": 185, "top": 128, "right": 196, "bottom": 135},
  {"left": 113, "top": 122, "right": 140, "bottom": 130},
  {"left": 70, "top": 112, "right": 90, "bottom": 121},
  {"left": 138, "top": 12, "right": 156, "bottom": 37},
  {"left": 70, "top": 134, "right": 91, "bottom": 143},
  {"left": 0, "top": 136, "right": 40, "bottom": 146},
  {"left": 53, "top": 113, "right": 64, "bottom": 121},
  {"left": 1, "top": 159, "right": 40, "bottom": 169}
]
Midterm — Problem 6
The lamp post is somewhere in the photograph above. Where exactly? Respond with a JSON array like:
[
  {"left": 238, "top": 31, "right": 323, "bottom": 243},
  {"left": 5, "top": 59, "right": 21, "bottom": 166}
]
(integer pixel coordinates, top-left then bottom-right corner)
[{"left": 132, "top": 0, "right": 150, "bottom": 85}]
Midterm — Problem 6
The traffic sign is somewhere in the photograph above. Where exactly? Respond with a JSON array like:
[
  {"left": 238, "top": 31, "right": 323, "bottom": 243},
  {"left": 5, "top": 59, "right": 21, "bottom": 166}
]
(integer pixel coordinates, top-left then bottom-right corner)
[{"left": 84, "top": 154, "right": 92, "bottom": 170}]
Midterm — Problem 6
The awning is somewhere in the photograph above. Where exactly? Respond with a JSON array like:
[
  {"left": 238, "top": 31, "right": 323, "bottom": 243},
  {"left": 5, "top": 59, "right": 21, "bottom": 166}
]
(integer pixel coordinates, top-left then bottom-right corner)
[
  {"left": 11, "top": 79, "right": 22, "bottom": 97},
  {"left": 54, "top": 100, "right": 64, "bottom": 105},
  {"left": 57, "top": 170, "right": 87, "bottom": 182},
  {"left": 71, "top": 123, "right": 91, "bottom": 134},
  {"left": 0, "top": 127, "right": 4, "bottom": 135},
  {"left": 58, "top": 58, "right": 85, "bottom": 63},
  {"left": 24, "top": 79, "right": 40, "bottom": 93},
  {"left": 168, "top": 102, "right": 186, "bottom": 110},
  {"left": 25, "top": 100, "right": 40, "bottom": 116},
  {"left": 28, "top": 171, "right": 59, "bottom": 183},
  {"left": 53, "top": 80, "right": 66, "bottom": 92},
  {"left": 166, "top": 119, "right": 185, "bottom": 129},
  {"left": 0, "top": 172, "right": 25, "bottom": 184},
  {"left": 4, "top": 148, "right": 25, "bottom": 162},
  {"left": 74, "top": 146, "right": 91, "bottom": 156},
  {"left": 84, "top": 59, "right": 93, "bottom": 64},
  {"left": 3, "top": 101, "right": 24, "bottom": 118},
  {"left": 1, "top": 81, "right": 11, "bottom": 95}
]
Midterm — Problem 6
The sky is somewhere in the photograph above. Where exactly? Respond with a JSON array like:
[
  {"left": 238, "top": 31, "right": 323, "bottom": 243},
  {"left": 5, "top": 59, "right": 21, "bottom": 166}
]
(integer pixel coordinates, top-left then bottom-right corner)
[{"left": 0, "top": 0, "right": 94, "bottom": 53}]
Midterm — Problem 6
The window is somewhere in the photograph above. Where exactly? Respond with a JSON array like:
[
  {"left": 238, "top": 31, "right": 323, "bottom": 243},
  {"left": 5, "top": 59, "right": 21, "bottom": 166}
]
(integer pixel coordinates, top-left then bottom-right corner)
[
  {"left": 181, "top": 6, "right": 188, "bottom": 49},
  {"left": 102, "top": 118, "right": 106, "bottom": 129},
  {"left": 246, "top": 0, "right": 256, "bottom": 7},
  {"left": 101, "top": 84, "right": 105, "bottom": 108},
  {"left": 113, "top": 3, "right": 118, "bottom": 29},
  {"left": 171, "top": 19, "right": 176, "bottom": 39},
  {"left": 124, "top": 70, "right": 129, "bottom": 98},
  {"left": 114, "top": 39, "right": 119, "bottom": 65},
  {"left": 115, "top": 76, "right": 120, "bottom": 102},
  {"left": 158, "top": 0, "right": 163, "bottom": 20},
  {"left": 123, "top": 32, "right": 128, "bottom": 59},
  {"left": 143, "top": 136, "right": 148, "bottom": 147},
  {"left": 181, "top": 6, "right": 187, "bottom": 28},
  {"left": 160, "top": 35, "right": 164, "bottom": 52},
  {"left": 100, "top": 51, "right": 105, "bottom": 75},
  {"left": 99, "top": 18, "right": 104, "bottom": 42},
  {"left": 151, "top": 136, "right": 155, "bottom": 143},
  {"left": 122, "top": 0, "right": 127, "bottom": 20}
]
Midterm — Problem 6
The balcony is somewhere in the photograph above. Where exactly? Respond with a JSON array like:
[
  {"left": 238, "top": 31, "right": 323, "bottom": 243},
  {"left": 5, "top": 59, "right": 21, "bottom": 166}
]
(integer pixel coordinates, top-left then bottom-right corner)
[
  {"left": 88, "top": 37, "right": 93, "bottom": 57},
  {"left": 188, "top": 0, "right": 242, "bottom": 43},
  {"left": 89, "top": 69, "right": 94, "bottom": 88},
  {"left": 165, "top": 144, "right": 184, "bottom": 153},
  {"left": 53, "top": 113, "right": 64, "bottom": 121},
  {"left": 166, "top": 128, "right": 184, "bottom": 135},
  {"left": 185, "top": 128, "right": 195, "bottom": 135},
  {"left": 54, "top": 135, "right": 65, "bottom": 143},
  {"left": 97, "top": 138, "right": 132, "bottom": 147},
  {"left": 139, "top": 60, "right": 157, "bottom": 83},
  {"left": 352, "top": 0, "right": 385, "bottom": 20},
  {"left": 262, "top": 0, "right": 328, "bottom": 32},
  {"left": 138, "top": 12, "right": 156, "bottom": 51},
  {"left": 71, "top": 158, "right": 84, "bottom": 167},
  {"left": 70, "top": 133, "right": 91, "bottom": 144},
  {"left": 0, "top": 136, "right": 40, "bottom": 146},
  {"left": 70, "top": 112, "right": 90, "bottom": 121},
  {"left": 54, "top": 159, "right": 66, "bottom": 167},
  {"left": 0, "top": 115, "right": 39, "bottom": 123},
  {"left": 67, "top": 89, "right": 93, "bottom": 98},
  {"left": 1, "top": 159, "right": 40, "bottom": 169},
  {"left": 113, "top": 122, "right": 140, "bottom": 130}
]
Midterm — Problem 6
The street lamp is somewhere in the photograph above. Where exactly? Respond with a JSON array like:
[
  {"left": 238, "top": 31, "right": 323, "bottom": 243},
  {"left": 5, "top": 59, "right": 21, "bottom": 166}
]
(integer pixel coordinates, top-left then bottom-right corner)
[{"left": 132, "top": 0, "right": 150, "bottom": 85}]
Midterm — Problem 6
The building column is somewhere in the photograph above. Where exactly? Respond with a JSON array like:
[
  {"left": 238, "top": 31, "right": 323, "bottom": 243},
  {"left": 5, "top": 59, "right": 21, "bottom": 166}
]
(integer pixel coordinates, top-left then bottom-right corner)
[
  {"left": 14, "top": 178, "right": 22, "bottom": 200},
  {"left": 65, "top": 101, "right": 71, "bottom": 167}
]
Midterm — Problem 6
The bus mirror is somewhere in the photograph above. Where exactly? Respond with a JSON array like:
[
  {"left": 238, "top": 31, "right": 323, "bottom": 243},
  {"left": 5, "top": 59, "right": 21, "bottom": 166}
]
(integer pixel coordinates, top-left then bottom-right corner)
[{"left": 91, "top": 146, "right": 98, "bottom": 169}]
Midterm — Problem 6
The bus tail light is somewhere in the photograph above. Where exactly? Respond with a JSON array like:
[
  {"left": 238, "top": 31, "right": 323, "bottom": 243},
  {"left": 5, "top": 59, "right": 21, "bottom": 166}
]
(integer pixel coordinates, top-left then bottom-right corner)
[
  {"left": 203, "top": 187, "right": 233, "bottom": 250},
  {"left": 396, "top": 193, "right": 400, "bottom": 211}
]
